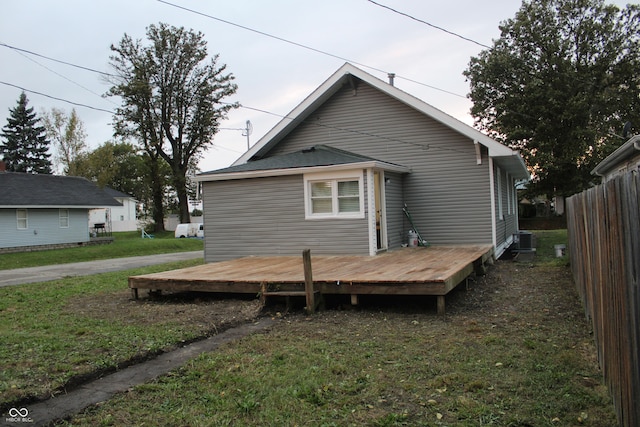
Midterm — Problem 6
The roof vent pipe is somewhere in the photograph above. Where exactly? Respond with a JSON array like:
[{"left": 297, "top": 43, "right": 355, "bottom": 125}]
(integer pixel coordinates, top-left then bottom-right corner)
[{"left": 388, "top": 73, "right": 395, "bottom": 86}]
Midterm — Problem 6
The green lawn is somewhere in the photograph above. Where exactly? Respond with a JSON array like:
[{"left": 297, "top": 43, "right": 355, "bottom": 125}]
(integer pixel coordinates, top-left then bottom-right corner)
[
  {"left": 0, "top": 259, "right": 208, "bottom": 408},
  {"left": 0, "top": 231, "right": 203, "bottom": 270}
]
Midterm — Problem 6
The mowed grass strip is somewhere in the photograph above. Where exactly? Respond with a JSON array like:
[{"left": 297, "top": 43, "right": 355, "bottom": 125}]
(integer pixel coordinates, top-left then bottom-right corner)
[
  {"left": 59, "top": 231, "right": 616, "bottom": 427},
  {"left": 0, "top": 231, "right": 203, "bottom": 270},
  {"left": 0, "top": 259, "right": 206, "bottom": 408}
]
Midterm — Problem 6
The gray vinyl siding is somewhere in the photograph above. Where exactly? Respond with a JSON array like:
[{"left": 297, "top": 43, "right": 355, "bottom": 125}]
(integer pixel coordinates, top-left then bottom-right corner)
[
  {"left": 267, "top": 82, "right": 494, "bottom": 245},
  {"left": 203, "top": 174, "right": 370, "bottom": 261},
  {"left": 0, "top": 208, "right": 89, "bottom": 249}
]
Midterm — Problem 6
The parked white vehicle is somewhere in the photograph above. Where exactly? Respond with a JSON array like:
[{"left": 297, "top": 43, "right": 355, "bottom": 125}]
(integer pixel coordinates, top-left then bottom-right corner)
[{"left": 174, "top": 223, "right": 204, "bottom": 238}]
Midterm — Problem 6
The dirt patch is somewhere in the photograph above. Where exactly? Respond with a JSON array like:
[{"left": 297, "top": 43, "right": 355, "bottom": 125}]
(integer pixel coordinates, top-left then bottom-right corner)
[
  {"left": 65, "top": 260, "right": 587, "bottom": 337},
  {"left": 66, "top": 290, "right": 263, "bottom": 332}
]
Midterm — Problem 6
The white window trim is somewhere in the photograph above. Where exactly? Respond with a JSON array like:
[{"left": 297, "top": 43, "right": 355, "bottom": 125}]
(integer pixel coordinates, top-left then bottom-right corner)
[
  {"left": 17, "top": 209, "right": 28, "bottom": 229},
  {"left": 303, "top": 170, "right": 365, "bottom": 219},
  {"left": 59, "top": 208, "right": 69, "bottom": 228}
]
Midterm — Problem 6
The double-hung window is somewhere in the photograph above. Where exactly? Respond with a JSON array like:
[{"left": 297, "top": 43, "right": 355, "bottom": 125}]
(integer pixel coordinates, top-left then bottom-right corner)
[
  {"left": 16, "top": 209, "right": 28, "bottom": 229},
  {"left": 59, "top": 209, "right": 69, "bottom": 228},
  {"left": 305, "top": 171, "right": 364, "bottom": 219}
]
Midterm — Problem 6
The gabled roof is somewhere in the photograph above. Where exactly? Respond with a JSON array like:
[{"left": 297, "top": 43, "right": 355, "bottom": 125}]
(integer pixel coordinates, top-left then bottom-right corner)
[
  {"left": 0, "top": 172, "right": 122, "bottom": 208},
  {"left": 591, "top": 135, "right": 640, "bottom": 177},
  {"left": 196, "top": 145, "right": 410, "bottom": 182},
  {"left": 232, "top": 63, "right": 529, "bottom": 179},
  {"left": 103, "top": 186, "right": 136, "bottom": 200}
]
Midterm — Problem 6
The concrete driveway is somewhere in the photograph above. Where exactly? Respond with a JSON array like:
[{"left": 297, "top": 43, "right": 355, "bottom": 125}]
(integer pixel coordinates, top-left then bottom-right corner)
[{"left": 0, "top": 250, "right": 203, "bottom": 287}]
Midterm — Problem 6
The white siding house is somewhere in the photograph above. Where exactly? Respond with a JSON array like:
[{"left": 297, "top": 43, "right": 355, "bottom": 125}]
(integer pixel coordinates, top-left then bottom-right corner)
[{"left": 89, "top": 187, "right": 138, "bottom": 232}]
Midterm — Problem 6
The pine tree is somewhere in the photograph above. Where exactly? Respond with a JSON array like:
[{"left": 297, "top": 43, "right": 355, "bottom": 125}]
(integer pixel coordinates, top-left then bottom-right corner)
[{"left": 0, "top": 92, "right": 52, "bottom": 174}]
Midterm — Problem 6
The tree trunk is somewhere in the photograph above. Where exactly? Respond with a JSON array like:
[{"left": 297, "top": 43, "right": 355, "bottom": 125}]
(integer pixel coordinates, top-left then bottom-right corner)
[
  {"left": 147, "top": 151, "right": 165, "bottom": 232},
  {"left": 174, "top": 168, "right": 191, "bottom": 224}
]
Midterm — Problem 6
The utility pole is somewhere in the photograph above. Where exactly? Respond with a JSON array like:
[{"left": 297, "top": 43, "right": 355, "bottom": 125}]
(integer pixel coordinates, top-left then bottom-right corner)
[{"left": 242, "top": 120, "right": 253, "bottom": 150}]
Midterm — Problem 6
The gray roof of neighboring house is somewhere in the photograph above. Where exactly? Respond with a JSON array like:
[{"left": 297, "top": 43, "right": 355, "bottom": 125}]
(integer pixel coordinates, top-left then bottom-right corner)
[
  {"left": 199, "top": 145, "right": 410, "bottom": 178},
  {"left": 0, "top": 172, "right": 122, "bottom": 208},
  {"left": 103, "top": 186, "right": 135, "bottom": 200}
]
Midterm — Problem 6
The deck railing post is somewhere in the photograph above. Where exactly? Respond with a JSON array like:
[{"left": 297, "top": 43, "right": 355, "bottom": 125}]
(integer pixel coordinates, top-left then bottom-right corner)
[{"left": 303, "top": 249, "right": 315, "bottom": 314}]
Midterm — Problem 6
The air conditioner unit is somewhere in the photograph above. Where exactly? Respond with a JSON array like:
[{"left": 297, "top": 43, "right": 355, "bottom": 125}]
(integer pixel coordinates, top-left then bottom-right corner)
[
  {"left": 517, "top": 231, "right": 533, "bottom": 250},
  {"left": 512, "top": 231, "right": 535, "bottom": 250}
]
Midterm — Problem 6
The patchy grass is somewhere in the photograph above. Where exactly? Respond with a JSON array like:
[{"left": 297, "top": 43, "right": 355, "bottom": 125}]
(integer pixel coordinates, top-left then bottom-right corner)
[
  {"left": 57, "top": 229, "right": 616, "bottom": 426},
  {"left": 0, "top": 231, "right": 203, "bottom": 270},
  {"left": 533, "top": 229, "right": 570, "bottom": 266},
  {"left": 0, "top": 258, "right": 263, "bottom": 410}
]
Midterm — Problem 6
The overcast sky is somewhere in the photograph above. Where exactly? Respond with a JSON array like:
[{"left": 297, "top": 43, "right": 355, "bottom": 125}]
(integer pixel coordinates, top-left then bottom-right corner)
[{"left": 0, "top": 0, "right": 629, "bottom": 173}]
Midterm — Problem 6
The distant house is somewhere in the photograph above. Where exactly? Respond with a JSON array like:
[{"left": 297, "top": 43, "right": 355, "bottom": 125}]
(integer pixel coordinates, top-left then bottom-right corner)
[
  {"left": 89, "top": 187, "right": 138, "bottom": 232},
  {"left": 0, "top": 171, "right": 121, "bottom": 252},
  {"left": 196, "top": 63, "right": 529, "bottom": 262},
  {"left": 592, "top": 134, "right": 640, "bottom": 181}
]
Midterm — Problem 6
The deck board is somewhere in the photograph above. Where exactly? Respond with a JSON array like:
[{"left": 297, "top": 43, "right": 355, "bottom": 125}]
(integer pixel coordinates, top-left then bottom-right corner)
[{"left": 129, "top": 245, "right": 493, "bottom": 299}]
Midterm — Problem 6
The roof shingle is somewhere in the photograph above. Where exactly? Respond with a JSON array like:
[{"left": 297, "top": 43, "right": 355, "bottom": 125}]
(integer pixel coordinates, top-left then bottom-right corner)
[{"left": 0, "top": 172, "right": 122, "bottom": 207}]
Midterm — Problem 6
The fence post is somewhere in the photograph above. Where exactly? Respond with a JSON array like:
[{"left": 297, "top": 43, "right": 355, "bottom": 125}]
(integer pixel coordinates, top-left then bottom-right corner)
[{"left": 302, "top": 249, "right": 315, "bottom": 314}]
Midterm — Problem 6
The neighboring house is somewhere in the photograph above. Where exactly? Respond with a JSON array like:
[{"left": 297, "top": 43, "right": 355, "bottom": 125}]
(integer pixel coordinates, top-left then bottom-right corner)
[
  {"left": 592, "top": 134, "right": 640, "bottom": 181},
  {"left": 89, "top": 187, "right": 138, "bottom": 232},
  {"left": 0, "top": 172, "right": 121, "bottom": 251},
  {"left": 196, "top": 63, "right": 529, "bottom": 262}
]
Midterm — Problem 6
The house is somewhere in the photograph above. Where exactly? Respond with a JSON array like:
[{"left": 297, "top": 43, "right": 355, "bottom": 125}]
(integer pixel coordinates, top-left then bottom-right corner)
[
  {"left": 0, "top": 171, "right": 121, "bottom": 252},
  {"left": 89, "top": 187, "right": 138, "bottom": 232},
  {"left": 592, "top": 134, "right": 640, "bottom": 181},
  {"left": 196, "top": 63, "right": 529, "bottom": 262}
]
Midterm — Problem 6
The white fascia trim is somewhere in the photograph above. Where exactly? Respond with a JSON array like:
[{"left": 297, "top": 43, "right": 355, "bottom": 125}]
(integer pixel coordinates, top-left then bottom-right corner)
[
  {"left": 2, "top": 205, "right": 114, "bottom": 209},
  {"left": 233, "top": 66, "right": 355, "bottom": 166},
  {"left": 195, "top": 161, "right": 410, "bottom": 182}
]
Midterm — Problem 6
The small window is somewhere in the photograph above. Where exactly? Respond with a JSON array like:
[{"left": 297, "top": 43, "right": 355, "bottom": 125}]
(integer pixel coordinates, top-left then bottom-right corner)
[
  {"left": 59, "top": 209, "right": 69, "bottom": 228},
  {"left": 304, "top": 171, "right": 364, "bottom": 219},
  {"left": 16, "top": 209, "right": 27, "bottom": 229}
]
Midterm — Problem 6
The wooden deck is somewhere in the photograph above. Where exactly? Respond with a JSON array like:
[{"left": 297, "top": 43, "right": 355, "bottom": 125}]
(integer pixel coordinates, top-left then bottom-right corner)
[{"left": 129, "top": 245, "right": 494, "bottom": 314}]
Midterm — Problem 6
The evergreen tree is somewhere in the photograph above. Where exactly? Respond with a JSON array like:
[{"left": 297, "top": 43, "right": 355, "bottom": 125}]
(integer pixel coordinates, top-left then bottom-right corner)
[{"left": 0, "top": 92, "right": 52, "bottom": 174}]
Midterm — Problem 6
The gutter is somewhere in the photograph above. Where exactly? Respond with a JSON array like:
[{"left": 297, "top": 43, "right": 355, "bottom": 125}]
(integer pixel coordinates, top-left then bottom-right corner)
[{"left": 592, "top": 135, "right": 640, "bottom": 177}]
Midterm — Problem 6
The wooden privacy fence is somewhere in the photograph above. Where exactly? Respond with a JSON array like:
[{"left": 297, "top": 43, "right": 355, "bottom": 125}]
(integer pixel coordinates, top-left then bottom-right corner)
[{"left": 566, "top": 171, "right": 640, "bottom": 427}]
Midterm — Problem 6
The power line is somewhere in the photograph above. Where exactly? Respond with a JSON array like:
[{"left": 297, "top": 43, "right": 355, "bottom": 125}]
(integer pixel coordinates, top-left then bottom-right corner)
[
  {"left": 155, "top": 0, "right": 466, "bottom": 98},
  {"left": 0, "top": 80, "right": 465, "bottom": 156},
  {"left": 0, "top": 42, "right": 118, "bottom": 77},
  {"left": 6, "top": 45, "right": 119, "bottom": 106},
  {"left": 229, "top": 102, "right": 467, "bottom": 155},
  {"left": 366, "top": 0, "right": 491, "bottom": 49},
  {"left": 0, "top": 81, "right": 116, "bottom": 114}
]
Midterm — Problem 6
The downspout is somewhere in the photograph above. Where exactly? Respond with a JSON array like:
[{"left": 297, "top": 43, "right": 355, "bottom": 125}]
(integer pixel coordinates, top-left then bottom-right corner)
[{"left": 488, "top": 157, "right": 497, "bottom": 250}]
